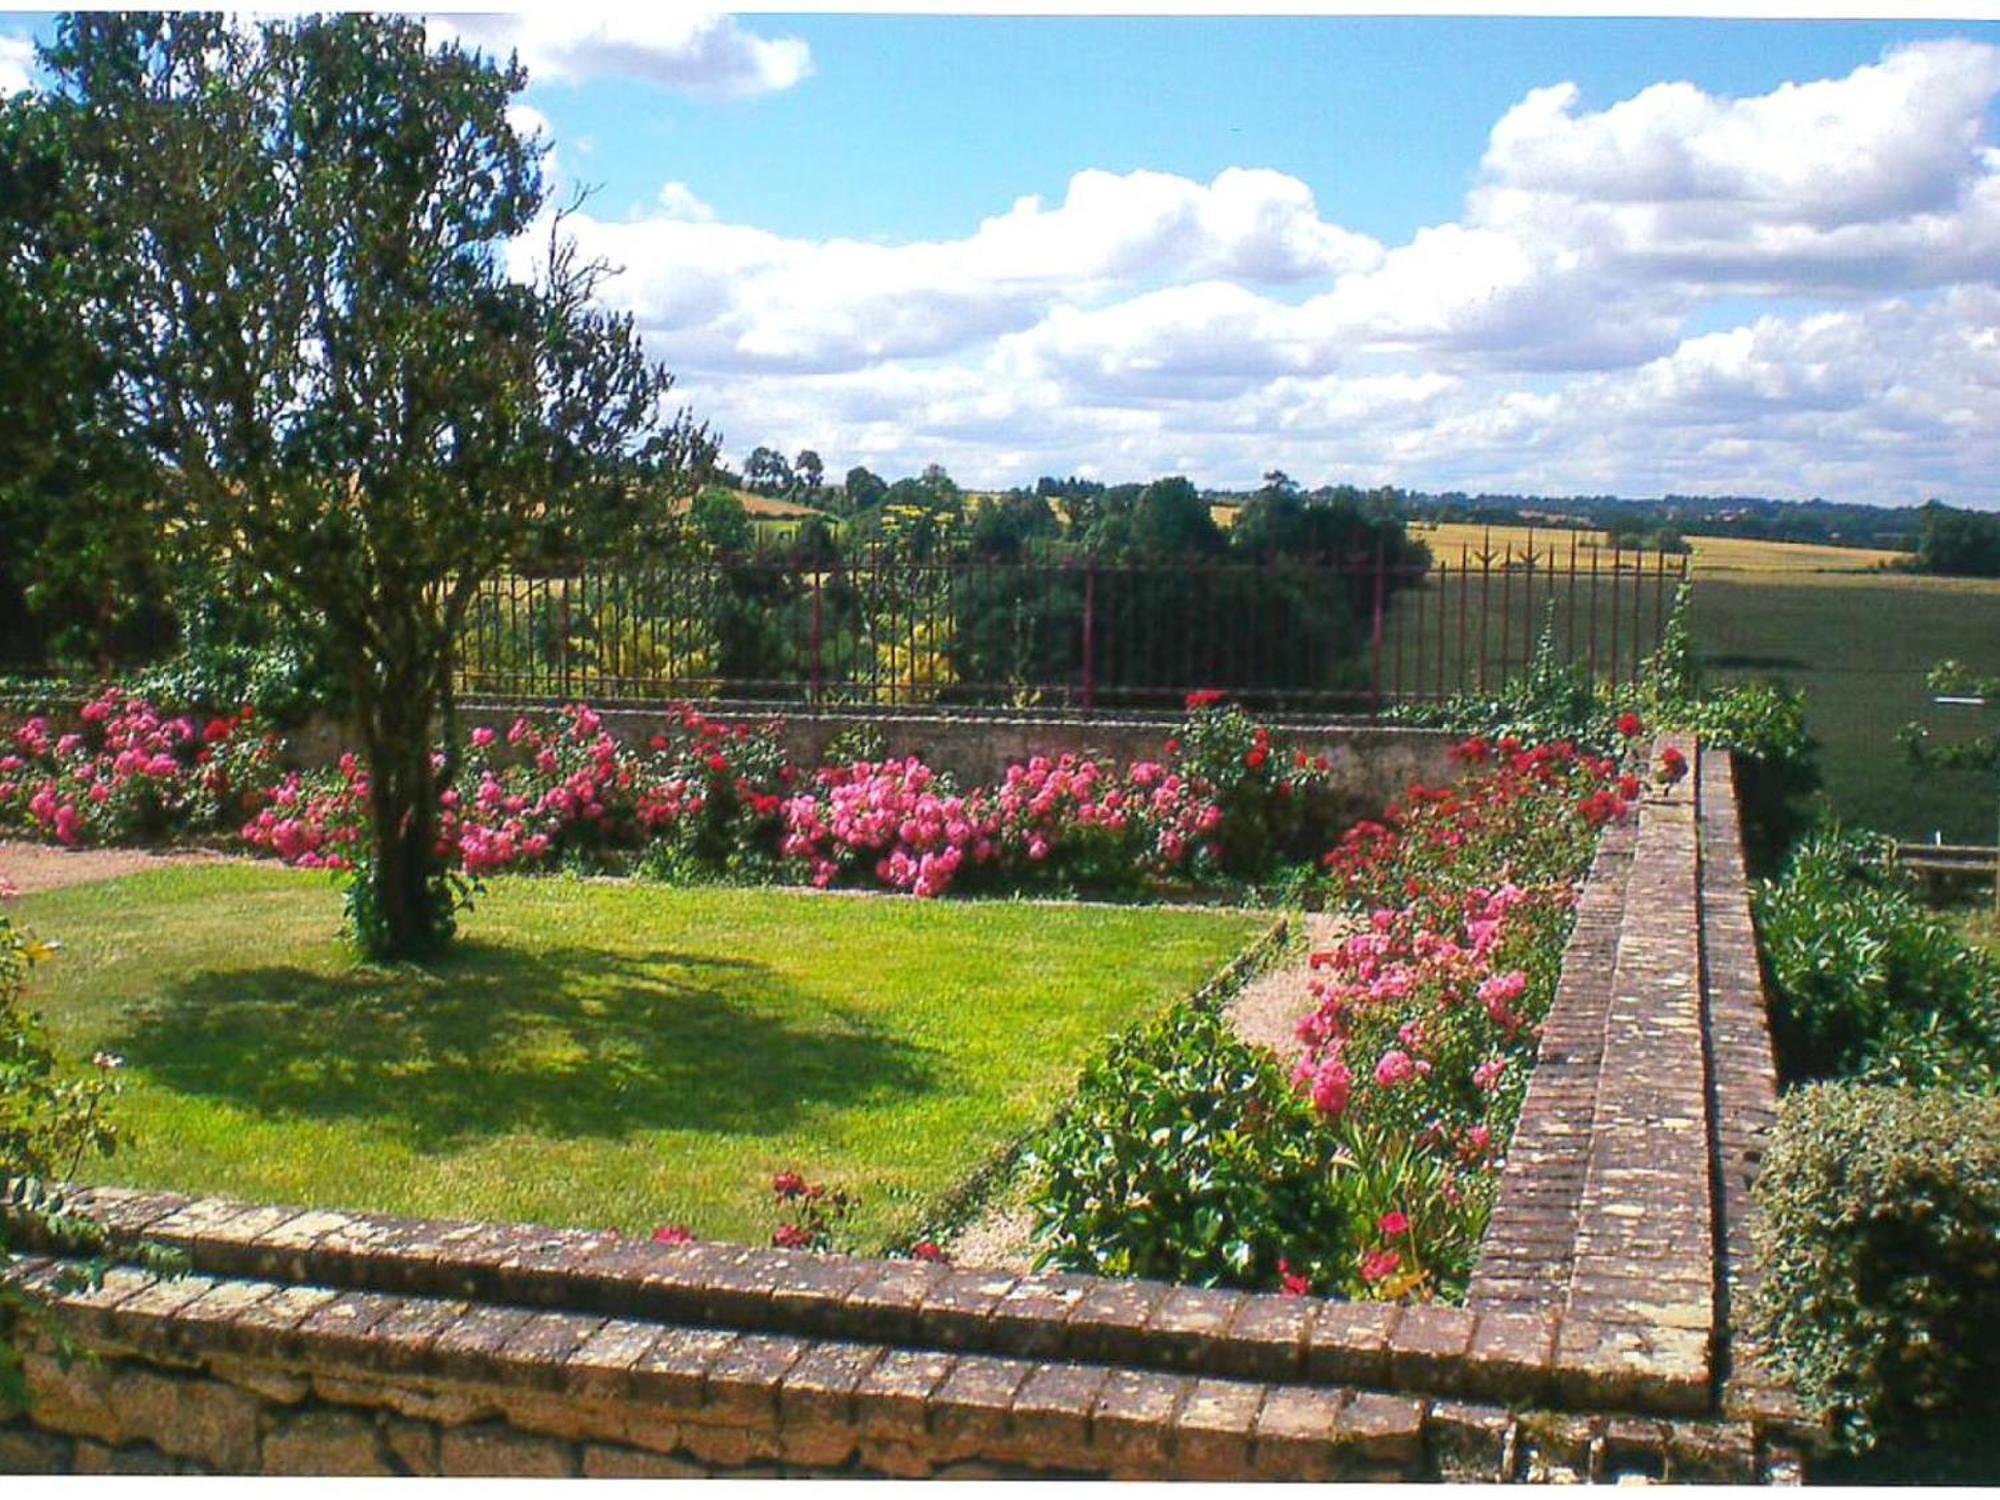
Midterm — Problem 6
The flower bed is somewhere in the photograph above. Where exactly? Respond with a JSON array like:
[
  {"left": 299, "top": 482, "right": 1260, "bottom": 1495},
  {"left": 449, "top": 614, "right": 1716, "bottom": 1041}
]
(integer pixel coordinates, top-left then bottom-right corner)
[
  {"left": 3, "top": 693, "right": 1351, "bottom": 903},
  {"left": 1031, "top": 727, "right": 1655, "bottom": 1302}
]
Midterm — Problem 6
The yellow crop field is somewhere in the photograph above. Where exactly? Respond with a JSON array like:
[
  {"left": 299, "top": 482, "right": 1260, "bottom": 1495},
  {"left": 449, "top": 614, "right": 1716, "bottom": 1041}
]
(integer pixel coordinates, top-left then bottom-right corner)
[{"left": 1406, "top": 520, "right": 1909, "bottom": 578}]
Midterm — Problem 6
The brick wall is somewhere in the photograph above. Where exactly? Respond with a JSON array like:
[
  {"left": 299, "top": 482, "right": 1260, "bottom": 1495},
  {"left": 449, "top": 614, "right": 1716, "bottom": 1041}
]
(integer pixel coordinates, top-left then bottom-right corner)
[{"left": 0, "top": 738, "right": 1812, "bottom": 1479}]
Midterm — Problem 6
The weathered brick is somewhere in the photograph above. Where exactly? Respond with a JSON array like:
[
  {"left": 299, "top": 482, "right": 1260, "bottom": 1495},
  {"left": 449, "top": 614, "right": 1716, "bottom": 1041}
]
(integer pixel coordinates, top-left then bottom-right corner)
[
  {"left": 1248, "top": 1383, "right": 1346, "bottom": 1481},
  {"left": 1334, "top": 1391, "right": 1425, "bottom": 1466},
  {"left": 626, "top": 1326, "right": 737, "bottom": 1413},
  {"left": 840, "top": 1259, "right": 948, "bottom": 1344},
  {"left": 775, "top": 1340, "right": 881, "bottom": 1466},
  {"left": 854, "top": 1347, "right": 956, "bottom": 1443},
  {"left": 1304, "top": 1301, "right": 1398, "bottom": 1385},
  {"left": 1387, "top": 1304, "right": 1475, "bottom": 1393},
  {"left": 702, "top": 1331, "right": 808, "bottom": 1425},
  {"left": 1463, "top": 1308, "right": 1558, "bottom": 1402},
  {"left": 580, "top": 1443, "right": 708, "bottom": 1478},
  {"left": 496, "top": 1309, "right": 605, "bottom": 1390},
  {"left": 926, "top": 1352, "right": 1032, "bottom": 1461},
  {"left": 560, "top": 1316, "right": 663, "bottom": 1401},
  {"left": 915, "top": 1265, "right": 1019, "bottom": 1349},
  {"left": 1088, "top": 1367, "right": 1184, "bottom": 1474},
  {"left": 1214, "top": 1292, "right": 1313, "bottom": 1380},
  {"left": 1145, "top": 1285, "right": 1246, "bottom": 1369},
  {"left": 1063, "top": 1276, "right": 1169, "bottom": 1365},
  {"left": 1171, "top": 1376, "right": 1263, "bottom": 1479},
  {"left": 1004, "top": 1360, "right": 1107, "bottom": 1469}
]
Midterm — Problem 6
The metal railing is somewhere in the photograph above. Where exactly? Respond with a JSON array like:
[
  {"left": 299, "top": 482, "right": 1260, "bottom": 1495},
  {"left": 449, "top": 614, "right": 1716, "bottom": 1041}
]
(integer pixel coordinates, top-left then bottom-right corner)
[{"left": 455, "top": 535, "right": 1689, "bottom": 715}]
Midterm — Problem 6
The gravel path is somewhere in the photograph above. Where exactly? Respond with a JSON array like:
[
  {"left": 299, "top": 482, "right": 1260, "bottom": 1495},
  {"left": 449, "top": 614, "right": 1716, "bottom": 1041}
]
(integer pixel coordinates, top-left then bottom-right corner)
[
  {"left": 0, "top": 840, "right": 231, "bottom": 897},
  {"left": 1221, "top": 910, "right": 1355, "bottom": 1072}
]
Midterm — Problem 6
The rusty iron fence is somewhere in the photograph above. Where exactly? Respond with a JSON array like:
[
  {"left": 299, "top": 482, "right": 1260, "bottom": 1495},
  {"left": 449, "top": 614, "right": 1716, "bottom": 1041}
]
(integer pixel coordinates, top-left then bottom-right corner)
[{"left": 455, "top": 535, "right": 1689, "bottom": 715}]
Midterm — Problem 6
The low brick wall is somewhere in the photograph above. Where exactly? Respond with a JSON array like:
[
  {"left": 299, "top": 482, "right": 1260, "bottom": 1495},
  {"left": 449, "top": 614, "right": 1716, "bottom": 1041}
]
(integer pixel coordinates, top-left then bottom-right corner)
[{"left": 0, "top": 737, "right": 1811, "bottom": 1479}]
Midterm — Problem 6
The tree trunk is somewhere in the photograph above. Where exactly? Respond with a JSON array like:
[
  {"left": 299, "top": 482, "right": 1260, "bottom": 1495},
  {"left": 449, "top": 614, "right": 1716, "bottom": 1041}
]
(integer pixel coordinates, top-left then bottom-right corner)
[{"left": 356, "top": 678, "right": 447, "bottom": 960}]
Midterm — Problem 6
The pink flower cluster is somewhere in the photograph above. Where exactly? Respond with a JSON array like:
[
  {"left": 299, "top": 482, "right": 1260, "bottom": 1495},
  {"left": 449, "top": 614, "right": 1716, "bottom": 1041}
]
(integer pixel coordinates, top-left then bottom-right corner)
[
  {"left": 778, "top": 750, "right": 1226, "bottom": 898},
  {"left": 0, "top": 690, "right": 275, "bottom": 847},
  {"left": 1292, "top": 736, "right": 1644, "bottom": 1293},
  {"left": 239, "top": 752, "right": 369, "bottom": 870}
]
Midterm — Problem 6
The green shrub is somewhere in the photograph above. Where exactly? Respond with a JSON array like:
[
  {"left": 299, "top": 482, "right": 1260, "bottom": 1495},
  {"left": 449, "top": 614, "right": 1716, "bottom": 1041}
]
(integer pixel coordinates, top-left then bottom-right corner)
[
  {"left": 1025, "top": 1005, "right": 1351, "bottom": 1292},
  {"left": 1755, "top": 830, "right": 2000, "bottom": 1089},
  {"left": 0, "top": 905, "right": 123, "bottom": 1412},
  {"left": 1749, "top": 1084, "right": 2000, "bottom": 1477}
]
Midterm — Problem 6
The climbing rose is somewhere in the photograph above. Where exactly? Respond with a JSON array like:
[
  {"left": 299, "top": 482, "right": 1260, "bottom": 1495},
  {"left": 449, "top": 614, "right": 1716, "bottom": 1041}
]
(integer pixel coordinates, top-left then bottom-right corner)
[
  {"left": 1616, "top": 712, "right": 1644, "bottom": 738},
  {"left": 1377, "top": 1211, "right": 1410, "bottom": 1238}
]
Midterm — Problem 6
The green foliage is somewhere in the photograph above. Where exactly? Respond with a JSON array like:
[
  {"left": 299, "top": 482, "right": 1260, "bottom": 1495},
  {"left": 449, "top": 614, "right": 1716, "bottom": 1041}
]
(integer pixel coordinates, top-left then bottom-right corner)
[
  {"left": 1909, "top": 500, "right": 2000, "bottom": 579},
  {"left": 1171, "top": 702, "right": 1350, "bottom": 877},
  {"left": 689, "top": 486, "right": 755, "bottom": 555},
  {"left": 1749, "top": 1084, "right": 2000, "bottom": 1477},
  {"left": 1753, "top": 830, "right": 2000, "bottom": 1090},
  {"left": 0, "top": 905, "right": 122, "bottom": 1413},
  {"left": 1026, "top": 1005, "right": 1351, "bottom": 1291}
]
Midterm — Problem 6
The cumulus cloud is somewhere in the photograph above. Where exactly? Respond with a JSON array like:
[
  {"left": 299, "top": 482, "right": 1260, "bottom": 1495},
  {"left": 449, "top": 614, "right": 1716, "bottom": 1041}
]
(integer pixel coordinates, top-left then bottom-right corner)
[
  {"left": 554, "top": 38, "right": 2000, "bottom": 502},
  {"left": 0, "top": 33, "right": 36, "bottom": 94},
  {"left": 563, "top": 167, "right": 1383, "bottom": 376},
  {"left": 435, "top": 11, "right": 810, "bottom": 96}
]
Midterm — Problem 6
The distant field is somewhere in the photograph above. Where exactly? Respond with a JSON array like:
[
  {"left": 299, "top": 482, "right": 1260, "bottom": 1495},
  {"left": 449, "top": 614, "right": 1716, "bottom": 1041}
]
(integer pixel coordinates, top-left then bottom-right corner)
[
  {"left": 1407, "top": 520, "right": 1907, "bottom": 576},
  {"left": 1692, "top": 571, "right": 2000, "bottom": 844}
]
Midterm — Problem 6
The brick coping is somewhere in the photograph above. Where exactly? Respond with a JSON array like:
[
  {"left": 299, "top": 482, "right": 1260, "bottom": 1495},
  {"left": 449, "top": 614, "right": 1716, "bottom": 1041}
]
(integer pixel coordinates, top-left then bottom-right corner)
[{"left": 11, "top": 1181, "right": 1672, "bottom": 1417}]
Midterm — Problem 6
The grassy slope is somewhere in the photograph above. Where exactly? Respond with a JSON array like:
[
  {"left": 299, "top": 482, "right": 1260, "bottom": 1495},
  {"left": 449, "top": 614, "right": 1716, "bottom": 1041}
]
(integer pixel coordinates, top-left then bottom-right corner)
[{"left": 17, "top": 864, "right": 1262, "bottom": 1250}]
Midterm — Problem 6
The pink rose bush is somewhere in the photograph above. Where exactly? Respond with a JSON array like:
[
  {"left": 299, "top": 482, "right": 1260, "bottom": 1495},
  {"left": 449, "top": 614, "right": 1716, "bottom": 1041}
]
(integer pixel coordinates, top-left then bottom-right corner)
[
  {"left": 0, "top": 689, "right": 279, "bottom": 847},
  {"left": 778, "top": 749, "right": 1226, "bottom": 897},
  {"left": 1290, "top": 735, "right": 1648, "bottom": 1298},
  {"left": 7, "top": 690, "right": 1363, "bottom": 903}
]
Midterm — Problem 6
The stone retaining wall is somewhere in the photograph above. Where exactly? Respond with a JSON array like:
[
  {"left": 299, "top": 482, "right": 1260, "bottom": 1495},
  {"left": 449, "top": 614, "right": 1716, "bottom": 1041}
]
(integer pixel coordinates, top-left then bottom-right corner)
[{"left": 0, "top": 737, "right": 1811, "bottom": 1479}]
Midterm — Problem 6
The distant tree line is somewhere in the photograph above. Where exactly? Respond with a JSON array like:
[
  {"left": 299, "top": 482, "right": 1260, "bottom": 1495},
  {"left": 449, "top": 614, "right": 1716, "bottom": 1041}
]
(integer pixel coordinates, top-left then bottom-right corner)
[{"left": 1906, "top": 502, "right": 2000, "bottom": 579}]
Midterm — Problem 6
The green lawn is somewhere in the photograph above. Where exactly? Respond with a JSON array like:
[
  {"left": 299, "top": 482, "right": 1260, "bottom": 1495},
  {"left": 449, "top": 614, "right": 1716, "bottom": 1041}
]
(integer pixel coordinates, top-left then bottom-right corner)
[
  {"left": 1691, "top": 573, "right": 2000, "bottom": 843},
  {"left": 16, "top": 864, "right": 1264, "bottom": 1251}
]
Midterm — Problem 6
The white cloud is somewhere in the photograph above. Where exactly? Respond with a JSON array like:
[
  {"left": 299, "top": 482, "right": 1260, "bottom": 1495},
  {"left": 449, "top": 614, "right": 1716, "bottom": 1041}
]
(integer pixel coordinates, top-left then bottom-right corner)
[
  {"left": 0, "top": 33, "right": 35, "bottom": 94},
  {"left": 435, "top": 11, "right": 810, "bottom": 96},
  {"left": 561, "top": 167, "right": 1383, "bottom": 378},
  {"left": 543, "top": 39, "right": 2000, "bottom": 502}
]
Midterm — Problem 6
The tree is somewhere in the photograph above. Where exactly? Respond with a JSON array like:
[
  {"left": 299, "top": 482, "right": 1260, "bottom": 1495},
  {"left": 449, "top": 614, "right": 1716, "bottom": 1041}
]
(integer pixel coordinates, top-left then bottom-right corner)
[
  {"left": 38, "top": 13, "right": 712, "bottom": 957},
  {"left": 1913, "top": 501, "right": 2000, "bottom": 579},
  {"left": 1131, "top": 475, "right": 1225, "bottom": 558},
  {"left": 688, "top": 485, "right": 754, "bottom": 555},
  {"left": 793, "top": 449, "right": 824, "bottom": 499},
  {"left": 843, "top": 464, "right": 887, "bottom": 513},
  {"left": 745, "top": 445, "right": 793, "bottom": 497},
  {"left": 0, "top": 88, "right": 164, "bottom": 670}
]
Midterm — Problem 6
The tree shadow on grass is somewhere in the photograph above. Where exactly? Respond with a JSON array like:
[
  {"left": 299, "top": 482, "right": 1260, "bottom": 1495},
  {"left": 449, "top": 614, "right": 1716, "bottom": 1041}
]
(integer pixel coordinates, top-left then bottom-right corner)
[{"left": 104, "top": 940, "right": 938, "bottom": 1150}]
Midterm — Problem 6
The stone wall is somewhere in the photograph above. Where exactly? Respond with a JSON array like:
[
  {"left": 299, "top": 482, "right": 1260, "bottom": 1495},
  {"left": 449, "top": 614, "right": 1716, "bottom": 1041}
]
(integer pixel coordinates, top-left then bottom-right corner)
[{"left": 0, "top": 738, "right": 1812, "bottom": 1480}]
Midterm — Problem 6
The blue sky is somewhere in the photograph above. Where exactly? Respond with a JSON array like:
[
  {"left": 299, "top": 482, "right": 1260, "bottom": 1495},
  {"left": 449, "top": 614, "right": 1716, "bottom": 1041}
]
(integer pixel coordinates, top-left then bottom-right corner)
[
  {"left": 535, "top": 17, "right": 2000, "bottom": 244},
  {"left": 5, "top": 9, "right": 2000, "bottom": 505}
]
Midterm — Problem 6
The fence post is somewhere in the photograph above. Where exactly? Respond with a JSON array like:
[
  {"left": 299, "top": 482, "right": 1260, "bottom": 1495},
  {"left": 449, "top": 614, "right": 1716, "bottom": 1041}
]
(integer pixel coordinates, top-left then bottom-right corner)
[
  {"left": 557, "top": 573, "right": 572, "bottom": 701},
  {"left": 810, "top": 568, "right": 824, "bottom": 711},
  {"left": 1369, "top": 537, "right": 1386, "bottom": 714},
  {"left": 1081, "top": 559, "right": 1096, "bottom": 715}
]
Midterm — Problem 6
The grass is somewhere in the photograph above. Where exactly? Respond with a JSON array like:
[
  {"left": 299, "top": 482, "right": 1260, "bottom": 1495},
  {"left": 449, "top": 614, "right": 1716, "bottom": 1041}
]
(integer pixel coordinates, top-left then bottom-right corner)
[
  {"left": 16, "top": 863, "right": 1265, "bottom": 1251},
  {"left": 1692, "top": 572, "right": 2000, "bottom": 843}
]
